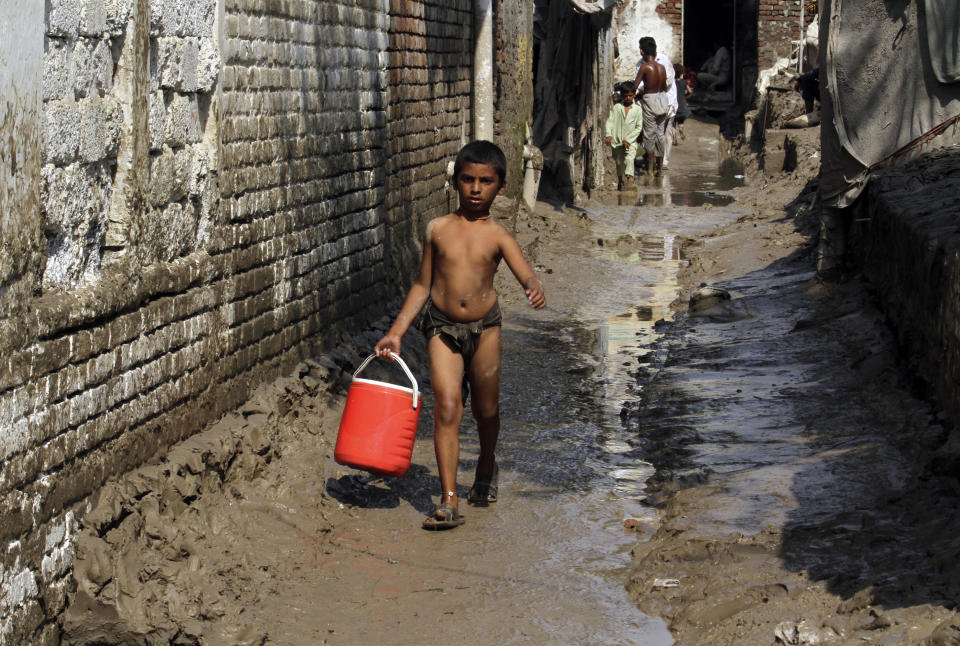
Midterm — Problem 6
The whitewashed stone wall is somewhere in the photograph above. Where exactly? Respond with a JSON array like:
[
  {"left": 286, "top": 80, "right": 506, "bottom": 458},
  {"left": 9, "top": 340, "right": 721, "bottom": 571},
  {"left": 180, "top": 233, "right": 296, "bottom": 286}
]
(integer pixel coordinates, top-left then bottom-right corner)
[{"left": 0, "top": 0, "right": 474, "bottom": 643}]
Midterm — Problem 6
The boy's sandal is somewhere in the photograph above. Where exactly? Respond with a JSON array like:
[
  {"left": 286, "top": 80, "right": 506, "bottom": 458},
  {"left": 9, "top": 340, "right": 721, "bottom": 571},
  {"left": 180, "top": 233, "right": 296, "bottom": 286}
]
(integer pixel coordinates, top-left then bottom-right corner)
[
  {"left": 467, "top": 463, "right": 499, "bottom": 506},
  {"left": 422, "top": 503, "right": 465, "bottom": 530}
]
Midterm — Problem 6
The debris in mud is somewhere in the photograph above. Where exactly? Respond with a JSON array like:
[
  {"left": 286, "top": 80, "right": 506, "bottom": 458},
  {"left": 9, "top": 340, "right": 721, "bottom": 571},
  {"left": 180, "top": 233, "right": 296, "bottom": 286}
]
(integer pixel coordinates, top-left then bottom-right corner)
[
  {"left": 688, "top": 284, "right": 731, "bottom": 312},
  {"left": 773, "top": 619, "right": 827, "bottom": 645}
]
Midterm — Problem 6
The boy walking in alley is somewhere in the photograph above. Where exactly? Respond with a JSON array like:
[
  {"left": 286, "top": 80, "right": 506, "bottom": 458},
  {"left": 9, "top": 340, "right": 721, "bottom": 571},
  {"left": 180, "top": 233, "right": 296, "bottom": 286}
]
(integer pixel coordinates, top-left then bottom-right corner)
[
  {"left": 605, "top": 81, "right": 643, "bottom": 190},
  {"left": 374, "top": 140, "right": 546, "bottom": 530}
]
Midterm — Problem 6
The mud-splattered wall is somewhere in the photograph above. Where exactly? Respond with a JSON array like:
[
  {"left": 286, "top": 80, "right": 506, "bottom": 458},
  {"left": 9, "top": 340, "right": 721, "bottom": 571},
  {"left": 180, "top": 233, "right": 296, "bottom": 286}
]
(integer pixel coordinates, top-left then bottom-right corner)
[
  {"left": 0, "top": 0, "right": 473, "bottom": 642},
  {"left": 495, "top": 1, "right": 535, "bottom": 194},
  {"left": 862, "top": 151, "right": 960, "bottom": 430},
  {"left": 0, "top": 4, "right": 45, "bottom": 341},
  {"left": 383, "top": 1, "right": 474, "bottom": 297},
  {"left": 612, "top": 0, "right": 677, "bottom": 81}
]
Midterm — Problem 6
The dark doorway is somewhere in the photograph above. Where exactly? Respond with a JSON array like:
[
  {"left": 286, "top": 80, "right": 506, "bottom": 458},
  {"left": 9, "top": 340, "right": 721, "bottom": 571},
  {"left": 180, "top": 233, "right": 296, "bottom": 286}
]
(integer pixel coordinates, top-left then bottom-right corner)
[
  {"left": 683, "top": 0, "right": 758, "bottom": 106},
  {"left": 684, "top": 0, "right": 734, "bottom": 72}
]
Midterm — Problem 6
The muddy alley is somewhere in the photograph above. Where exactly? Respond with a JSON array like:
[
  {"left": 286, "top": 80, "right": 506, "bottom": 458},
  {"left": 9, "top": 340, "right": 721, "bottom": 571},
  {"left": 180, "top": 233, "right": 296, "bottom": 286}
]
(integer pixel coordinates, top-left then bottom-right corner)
[{"left": 59, "top": 116, "right": 960, "bottom": 646}]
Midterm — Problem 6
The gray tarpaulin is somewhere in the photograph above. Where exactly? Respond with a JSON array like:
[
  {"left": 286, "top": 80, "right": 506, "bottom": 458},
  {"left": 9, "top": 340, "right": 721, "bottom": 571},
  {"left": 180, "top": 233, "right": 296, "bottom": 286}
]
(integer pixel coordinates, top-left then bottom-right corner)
[
  {"left": 925, "top": 0, "right": 960, "bottom": 83},
  {"left": 821, "top": 0, "right": 960, "bottom": 207}
]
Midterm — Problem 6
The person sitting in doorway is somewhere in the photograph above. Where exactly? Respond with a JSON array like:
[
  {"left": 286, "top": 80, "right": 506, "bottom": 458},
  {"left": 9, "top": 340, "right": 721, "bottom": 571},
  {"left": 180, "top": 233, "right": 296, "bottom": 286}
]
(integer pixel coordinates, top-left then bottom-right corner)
[{"left": 698, "top": 43, "right": 731, "bottom": 92}]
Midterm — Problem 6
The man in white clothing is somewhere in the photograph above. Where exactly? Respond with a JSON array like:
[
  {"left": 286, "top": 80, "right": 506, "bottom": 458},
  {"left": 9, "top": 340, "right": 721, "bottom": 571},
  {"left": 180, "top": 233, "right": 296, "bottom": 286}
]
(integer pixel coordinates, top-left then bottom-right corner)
[{"left": 635, "top": 37, "right": 678, "bottom": 169}]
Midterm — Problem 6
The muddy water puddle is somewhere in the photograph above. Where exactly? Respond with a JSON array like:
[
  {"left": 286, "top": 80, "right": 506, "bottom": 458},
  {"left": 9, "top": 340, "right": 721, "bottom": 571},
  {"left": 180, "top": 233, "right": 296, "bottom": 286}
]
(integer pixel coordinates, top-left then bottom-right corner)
[{"left": 473, "top": 200, "right": 743, "bottom": 644}]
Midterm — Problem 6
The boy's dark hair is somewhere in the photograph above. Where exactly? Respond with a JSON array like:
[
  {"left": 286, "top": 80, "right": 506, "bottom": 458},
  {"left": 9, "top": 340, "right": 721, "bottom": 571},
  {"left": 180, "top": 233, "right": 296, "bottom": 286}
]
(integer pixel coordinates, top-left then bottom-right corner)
[
  {"left": 639, "top": 36, "right": 657, "bottom": 56},
  {"left": 674, "top": 63, "right": 685, "bottom": 77},
  {"left": 618, "top": 80, "right": 636, "bottom": 94},
  {"left": 454, "top": 140, "right": 507, "bottom": 185}
]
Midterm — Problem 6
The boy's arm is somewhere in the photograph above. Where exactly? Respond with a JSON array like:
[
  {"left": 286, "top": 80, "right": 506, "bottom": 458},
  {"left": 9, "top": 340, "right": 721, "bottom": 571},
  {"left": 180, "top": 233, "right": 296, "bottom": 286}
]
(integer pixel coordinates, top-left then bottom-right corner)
[
  {"left": 633, "top": 67, "right": 645, "bottom": 93},
  {"left": 375, "top": 225, "right": 434, "bottom": 358},
  {"left": 604, "top": 107, "right": 617, "bottom": 142},
  {"left": 499, "top": 231, "right": 546, "bottom": 310},
  {"left": 627, "top": 108, "right": 643, "bottom": 144}
]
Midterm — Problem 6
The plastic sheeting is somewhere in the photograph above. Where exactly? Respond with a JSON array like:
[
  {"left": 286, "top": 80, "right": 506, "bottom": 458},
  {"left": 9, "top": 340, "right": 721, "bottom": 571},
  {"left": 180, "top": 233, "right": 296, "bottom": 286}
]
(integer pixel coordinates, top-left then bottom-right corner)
[
  {"left": 925, "top": 0, "right": 960, "bottom": 83},
  {"left": 821, "top": 0, "right": 960, "bottom": 207},
  {"left": 567, "top": 0, "right": 616, "bottom": 14}
]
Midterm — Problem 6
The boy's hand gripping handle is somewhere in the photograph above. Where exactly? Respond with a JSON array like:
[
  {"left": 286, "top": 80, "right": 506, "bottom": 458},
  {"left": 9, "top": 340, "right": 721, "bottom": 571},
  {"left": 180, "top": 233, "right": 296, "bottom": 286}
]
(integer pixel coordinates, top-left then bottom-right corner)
[{"left": 353, "top": 352, "right": 420, "bottom": 409}]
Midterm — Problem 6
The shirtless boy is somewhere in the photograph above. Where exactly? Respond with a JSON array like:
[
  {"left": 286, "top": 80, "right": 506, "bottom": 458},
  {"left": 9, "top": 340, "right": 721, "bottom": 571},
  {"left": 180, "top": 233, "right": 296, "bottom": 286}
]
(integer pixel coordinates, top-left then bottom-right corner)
[
  {"left": 633, "top": 37, "right": 670, "bottom": 175},
  {"left": 375, "top": 140, "right": 546, "bottom": 530}
]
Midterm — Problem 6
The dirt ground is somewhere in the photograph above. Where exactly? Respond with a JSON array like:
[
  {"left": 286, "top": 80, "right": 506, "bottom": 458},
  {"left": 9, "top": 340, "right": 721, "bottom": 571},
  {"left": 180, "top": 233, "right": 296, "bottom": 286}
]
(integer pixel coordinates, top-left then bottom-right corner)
[
  {"left": 58, "top": 117, "right": 960, "bottom": 645},
  {"left": 622, "top": 123, "right": 960, "bottom": 645}
]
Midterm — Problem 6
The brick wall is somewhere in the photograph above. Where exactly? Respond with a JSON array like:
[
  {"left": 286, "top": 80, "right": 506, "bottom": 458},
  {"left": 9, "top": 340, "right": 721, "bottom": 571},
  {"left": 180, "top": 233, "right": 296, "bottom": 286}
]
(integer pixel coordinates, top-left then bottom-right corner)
[
  {"left": 384, "top": 1, "right": 473, "bottom": 290},
  {"left": 655, "top": 0, "right": 682, "bottom": 51},
  {"left": 758, "top": 0, "right": 812, "bottom": 70},
  {"left": 0, "top": 1, "right": 473, "bottom": 642}
]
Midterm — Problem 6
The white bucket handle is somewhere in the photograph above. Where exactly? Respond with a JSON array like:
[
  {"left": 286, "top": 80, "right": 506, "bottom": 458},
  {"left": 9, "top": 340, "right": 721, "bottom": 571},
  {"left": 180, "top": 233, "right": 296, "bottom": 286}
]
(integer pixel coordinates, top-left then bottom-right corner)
[{"left": 353, "top": 352, "right": 419, "bottom": 409}]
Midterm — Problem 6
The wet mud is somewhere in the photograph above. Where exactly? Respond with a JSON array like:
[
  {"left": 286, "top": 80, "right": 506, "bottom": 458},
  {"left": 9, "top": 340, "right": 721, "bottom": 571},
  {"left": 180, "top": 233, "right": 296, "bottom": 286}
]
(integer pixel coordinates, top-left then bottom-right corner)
[
  {"left": 60, "top": 117, "right": 960, "bottom": 645},
  {"left": 624, "top": 133, "right": 960, "bottom": 644}
]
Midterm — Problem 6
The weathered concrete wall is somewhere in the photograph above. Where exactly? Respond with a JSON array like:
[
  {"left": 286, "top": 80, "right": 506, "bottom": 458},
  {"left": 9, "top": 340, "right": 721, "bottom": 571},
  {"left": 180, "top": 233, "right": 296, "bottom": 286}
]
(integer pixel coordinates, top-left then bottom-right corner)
[
  {"left": 612, "top": 0, "right": 677, "bottom": 81},
  {"left": 0, "top": 3, "right": 45, "bottom": 338},
  {"left": 0, "top": 0, "right": 475, "bottom": 643},
  {"left": 495, "top": 0, "right": 535, "bottom": 194},
  {"left": 860, "top": 147, "right": 960, "bottom": 428},
  {"left": 533, "top": 3, "right": 614, "bottom": 201}
]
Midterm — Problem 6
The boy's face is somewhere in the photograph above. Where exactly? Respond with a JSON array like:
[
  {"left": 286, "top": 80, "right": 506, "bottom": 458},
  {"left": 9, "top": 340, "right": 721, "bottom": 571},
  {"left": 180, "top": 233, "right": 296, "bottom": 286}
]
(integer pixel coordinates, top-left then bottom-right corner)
[
  {"left": 456, "top": 162, "right": 505, "bottom": 215},
  {"left": 621, "top": 90, "right": 635, "bottom": 106}
]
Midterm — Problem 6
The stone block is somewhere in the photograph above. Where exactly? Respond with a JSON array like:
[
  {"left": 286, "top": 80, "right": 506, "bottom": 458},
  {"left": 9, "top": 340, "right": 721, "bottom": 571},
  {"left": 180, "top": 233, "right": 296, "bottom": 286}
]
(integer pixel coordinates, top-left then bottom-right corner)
[
  {"left": 106, "top": 0, "right": 132, "bottom": 33},
  {"left": 73, "top": 37, "right": 114, "bottom": 98},
  {"left": 150, "top": 0, "right": 183, "bottom": 35},
  {"left": 78, "top": 97, "right": 122, "bottom": 162},
  {"left": 43, "top": 102, "right": 80, "bottom": 165},
  {"left": 188, "top": 145, "right": 215, "bottom": 196},
  {"left": 48, "top": 0, "right": 83, "bottom": 37},
  {"left": 155, "top": 36, "right": 200, "bottom": 91},
  {"left": 197, "top": 37, "right": 220, "bottom": 92},
  {"left": 43, "top": 39, "right": 73, "bottom": 102},
  {"left": 79, "top": 0, "right": 108, "bottom": 36},
  {"left": 41, "top": 162, "right": 112, "bottom": 289},
  {"left": 165, "top": 93, "right": 201, "bottom": 146},
  {"left": 148, "top": 90, "right": 167, "bottom": 151},
  {"left": 183, "top": 0, "right": 214, "bottom": 37}
]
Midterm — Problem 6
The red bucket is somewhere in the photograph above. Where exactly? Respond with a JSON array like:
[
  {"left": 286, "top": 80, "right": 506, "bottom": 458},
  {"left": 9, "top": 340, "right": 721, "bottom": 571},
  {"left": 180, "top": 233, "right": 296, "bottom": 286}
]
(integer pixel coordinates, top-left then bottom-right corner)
[{"left": 334, "top": 353, "right": 421, "bottom": 477}]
